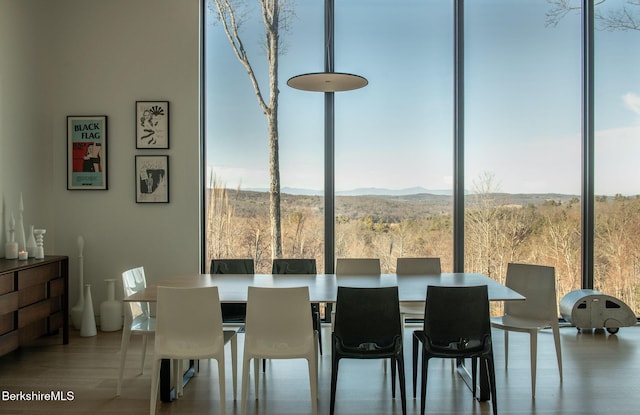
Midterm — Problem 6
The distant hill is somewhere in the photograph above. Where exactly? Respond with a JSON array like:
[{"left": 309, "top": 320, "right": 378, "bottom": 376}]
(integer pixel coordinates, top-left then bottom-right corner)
[
  {"left": 207, "top": 188, "right": 580, "bottom": 222},
  {"left": 245, "top": 186, "right": 453, "bottom": 196}
]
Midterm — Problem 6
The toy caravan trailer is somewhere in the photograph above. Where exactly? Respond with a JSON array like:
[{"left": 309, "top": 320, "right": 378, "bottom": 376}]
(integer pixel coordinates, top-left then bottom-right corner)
[{"left": 560, "top": 289, "right": 636, "bottom": 334}]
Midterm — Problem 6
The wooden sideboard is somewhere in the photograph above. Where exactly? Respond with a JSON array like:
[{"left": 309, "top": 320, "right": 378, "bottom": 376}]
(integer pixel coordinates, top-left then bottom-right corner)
[{"left": 0, "top": 256, "right": 69, "bottom": 356}]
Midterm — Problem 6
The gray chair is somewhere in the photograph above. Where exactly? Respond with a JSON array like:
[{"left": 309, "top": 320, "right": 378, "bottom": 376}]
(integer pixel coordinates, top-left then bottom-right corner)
[
  {"left": 490, "top": 263, "right": 562, "bottom": 397},
  {"left": 210, "top": 258, "right": 254, "bottom": 323},
  {"left": 396, "top": 258, "right": 442, "bottom": 332}
]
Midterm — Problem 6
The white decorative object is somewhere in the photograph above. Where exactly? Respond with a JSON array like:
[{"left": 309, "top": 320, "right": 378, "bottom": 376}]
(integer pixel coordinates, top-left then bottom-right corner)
[
  {"left": 16, "top": 194, "right": 26, "bottom": 252},
  {"left": 33, "top": 229, "right": 46, "bottom": 259},
  {"left": 100, "top": 279, "right": 122, "bottom": 332},
  {"left": 26, "top": 225, "right": 37, "bottom": 258},
  {"left": 18, "top": 250, "right": 28, "bottom": 260},
  {"left": 4, "top": 214, "right": 18, "bottom": 259},
  {"left": 71, "top": 236, "right": 85, "bottom": 330},
  {"left": 80, "top": 284, "right": 97, "bottom": 337}
]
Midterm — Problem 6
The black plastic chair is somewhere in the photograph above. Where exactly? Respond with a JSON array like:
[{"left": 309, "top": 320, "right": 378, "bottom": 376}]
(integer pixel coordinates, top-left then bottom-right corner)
[
  {"left": 210, "top": 259, "right": 254, "bottom": 323},
  {"left": 412, "top": 285, "right": 497, "bottom": 415},
  {"left": 272, "top": 258, "right": 323, "bottom": 355},
  {"left": 330, "top": 286, "right": 406, "bottom": 415}
]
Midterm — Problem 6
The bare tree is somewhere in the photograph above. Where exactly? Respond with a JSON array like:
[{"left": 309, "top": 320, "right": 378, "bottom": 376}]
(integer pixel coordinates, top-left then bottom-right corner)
[
  {"left": 546, "top": 0, "right": 640, "bottom": 31},
  {"left": 211, "top": 0, "right": 294, "bottom": 259}
]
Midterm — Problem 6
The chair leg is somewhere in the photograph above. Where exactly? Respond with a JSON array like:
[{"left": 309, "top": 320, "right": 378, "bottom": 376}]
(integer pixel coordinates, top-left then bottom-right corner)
[
  {"left": 397, "top": 351, "right": 407, "bottom": 415},
  {"left": 391, "top": 356, "right": 397, "bottom": 398},
  {"left": 330, "top": 356, "right": 340, "bottom": 415},
  {"left": 231, "top": 335, "right": 238, "bottom": 400},
  {"left": 240, "top": 356, "right": 251, "bottom": 415},
  {"left": 504, "top": 330, "right": 509, "bottom": 368},
  {"left": 471, "top": 357, "right": 477, "bottom": 396},
  {"left": 529, "top": 330, "right": 538, "bottom": 398},
  {"left": 262, "top": 358, "right": 266, "bottom": 372},
  {"left": 412, "top": 333, "right": 419, "bottom": 398},
  {"left": 420, "top": 351, "right": 429, "bottom": 415},
  {"left": 150, "top": 358, "right": 161, "bottom": 415},
  {"left": 486, "top": 356, "right": 498, "bottom": 415},
  {"left": 254, "top": 357, "right": 260, "bottom": 396},
  {"left": 141, "top": 334, "right": 149, "bottom": 374},
  {"left": 307, "top": 356, "right": 319, "bottom": 415},
  {"left": 116, "top": 328, "right": 131, "bottom": 396},
  {"left": 552, "top": 322, "right": 563, "bottom": 382},
  {"left": 217, "top": 357, "right": 226, "bottom": 415}
]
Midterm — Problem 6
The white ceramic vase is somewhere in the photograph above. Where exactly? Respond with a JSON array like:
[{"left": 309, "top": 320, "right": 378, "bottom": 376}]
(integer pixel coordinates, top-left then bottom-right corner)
[
  {"left": 100, "top": 279, "right": 122, "bottom": 332},
  {"left": 26, "top": 225, "right": 37, "bottom": 258},
  {"left": 80, "top": 284, "right": 97, "bottom": 337}
]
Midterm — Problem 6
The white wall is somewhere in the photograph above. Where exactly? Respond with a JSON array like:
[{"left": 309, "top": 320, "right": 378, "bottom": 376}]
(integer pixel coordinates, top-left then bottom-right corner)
[{"left": 1, "top": 0, "right": 202, "bottom": 318}]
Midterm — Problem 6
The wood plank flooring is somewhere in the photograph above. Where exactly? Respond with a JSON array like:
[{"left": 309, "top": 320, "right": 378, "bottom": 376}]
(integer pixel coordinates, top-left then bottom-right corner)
[{"left": 0, "top": 323, "right": 639, "bottom": 414}]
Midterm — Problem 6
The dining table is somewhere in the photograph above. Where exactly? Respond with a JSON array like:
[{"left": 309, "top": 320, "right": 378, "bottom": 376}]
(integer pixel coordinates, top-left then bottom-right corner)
[{"left": 124, "top": 272, "right": 524, "bottom": 403}]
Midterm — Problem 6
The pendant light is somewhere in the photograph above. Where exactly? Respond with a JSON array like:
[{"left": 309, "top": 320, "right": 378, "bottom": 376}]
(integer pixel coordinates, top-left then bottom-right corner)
[{"left": 287, "top": 0, "right": 367, "bottom": 92}]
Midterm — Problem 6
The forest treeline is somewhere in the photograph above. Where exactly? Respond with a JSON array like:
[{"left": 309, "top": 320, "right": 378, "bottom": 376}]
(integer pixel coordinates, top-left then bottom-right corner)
[{"left": 206, "top": 186, "right": 640, "bottom": 315}]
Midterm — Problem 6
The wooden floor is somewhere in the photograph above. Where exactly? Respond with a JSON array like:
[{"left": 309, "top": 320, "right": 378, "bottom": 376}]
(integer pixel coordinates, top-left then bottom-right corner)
[{"left": 1, "top": 323, "right": 639, "bottom": 414}]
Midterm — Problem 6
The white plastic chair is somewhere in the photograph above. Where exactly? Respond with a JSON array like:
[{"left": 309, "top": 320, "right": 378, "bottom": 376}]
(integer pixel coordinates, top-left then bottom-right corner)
[
  {"left": 240, "top": 286, "right": 318, "bottom": 415},
  {"left": 150, "top": 286, "right": 238, "bottom": 415},
  {"left": 117, "top": 267, "right": 155, "bottom": 396},
  {"left": 490, "top": 263, "right": 563, "bottom": 397},
  {"left": 396, "top": 258, "right": 441, "bottom": 332}
]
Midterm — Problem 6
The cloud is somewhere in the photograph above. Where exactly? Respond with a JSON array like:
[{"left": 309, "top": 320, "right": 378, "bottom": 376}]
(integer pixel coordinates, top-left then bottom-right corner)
[{"left": 622, "top": 92, "right": 640, "bottom": 116}]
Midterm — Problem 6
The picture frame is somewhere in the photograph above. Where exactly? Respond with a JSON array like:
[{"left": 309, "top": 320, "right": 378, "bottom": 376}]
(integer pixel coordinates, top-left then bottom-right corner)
[
  {"left": 135, "top": 155, "right": 169, "bottom": 203},
  {"left": 67, "top": 115, "right": 108, "bottom": 190},
  {"left": 136, "top": 101, "right": 169, "bottom": 149}
]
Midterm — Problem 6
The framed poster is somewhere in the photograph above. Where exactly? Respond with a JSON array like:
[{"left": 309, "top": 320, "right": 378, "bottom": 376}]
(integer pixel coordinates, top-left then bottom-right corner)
[
  {"left": 67, "top": 115, "right": 108, "bottom": 190},
  {"left": 135, "top": 155, "right": 169, "bottom": 203},
  {"left": 136, "top": 101, "right": 169, "bottom": 149}
]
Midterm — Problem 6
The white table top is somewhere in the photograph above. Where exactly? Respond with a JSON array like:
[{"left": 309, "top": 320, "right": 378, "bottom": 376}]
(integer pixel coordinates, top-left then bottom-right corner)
[{"left": 124, "top": 273, "right": 524, "bottom": 303}]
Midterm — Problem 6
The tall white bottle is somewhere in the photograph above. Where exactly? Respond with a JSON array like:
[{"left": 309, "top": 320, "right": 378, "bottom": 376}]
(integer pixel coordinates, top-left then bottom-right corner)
[
  {"left": 16, "top": 193, "right": 26, "bottom": 251},
  {"left": 71, "top": 236, "right": 85, "bottom": 329}
]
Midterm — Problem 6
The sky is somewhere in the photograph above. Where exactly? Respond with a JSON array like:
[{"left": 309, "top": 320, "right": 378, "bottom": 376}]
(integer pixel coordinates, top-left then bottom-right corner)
[{"left": 205, "top": 0, "right": 640, "bottom": 196}]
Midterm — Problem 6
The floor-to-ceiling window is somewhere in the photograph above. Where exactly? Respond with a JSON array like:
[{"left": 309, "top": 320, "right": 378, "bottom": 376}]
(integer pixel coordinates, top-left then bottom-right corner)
[
  {"left": 333, "top": 0, "right": 453, "bottom": 272},
  {"left": 204, "top": 0, "right": 640, "bottom": 316},
  {"left": 204, "top": 1, "right": 324, "bottom": 272},
  {"left": 593, "top": 0, "right": 640, "bottom": 314}
]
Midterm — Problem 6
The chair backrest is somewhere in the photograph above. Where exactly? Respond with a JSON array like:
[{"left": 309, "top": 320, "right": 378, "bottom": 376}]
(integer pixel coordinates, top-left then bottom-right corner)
[
  {"left": 504, "top": 263, "right": 558, "bottom": 321},
  {"left": 334, "top": 286, "right": 401, "bottom": 348},
  {"left": 244, "top": 286, "right": 314, "bottom": 355},
  {"left": 122, "top": 267, "right": 149, "bottom": 321},
  {"left": 424, "top": 285, "right": 490, "bottom": 348},
  {"left": 155, "top": 286, "right": 225, "bottom": 355},
  {"left": 210, "top": 258, "right": 255, "bottom": 274},
  {"left": 272, "top": 258, "right": 317, "bottom": 274},
  {"left": 335, "top": 258, "right": 381, "bottom": 276},
  {"left": 396, "top": 257, "right": 441, "bottom": 274}
]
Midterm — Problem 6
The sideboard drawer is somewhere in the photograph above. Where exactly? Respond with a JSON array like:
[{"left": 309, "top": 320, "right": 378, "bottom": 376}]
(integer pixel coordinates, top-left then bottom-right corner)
[
  {"left": 0, "top": 331, "right": 19, "bottom": 355},
  {"left": 0, "top": 273, "right": 14, "bottom": 295},
  {"left": 0, "top": 292, "right": 19, "bottom": 315},
  {"left": 18, "top": 300, "right": 51, "bottom": 329},
  {"left": 18, "top": 283, "right": 47, "bottom": 308},
  {"left": 0, "top": 313, "right": 15, "bottom": 335},
  {"left": 18, "top": 262, "right": 60, "bottom": 289}
]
